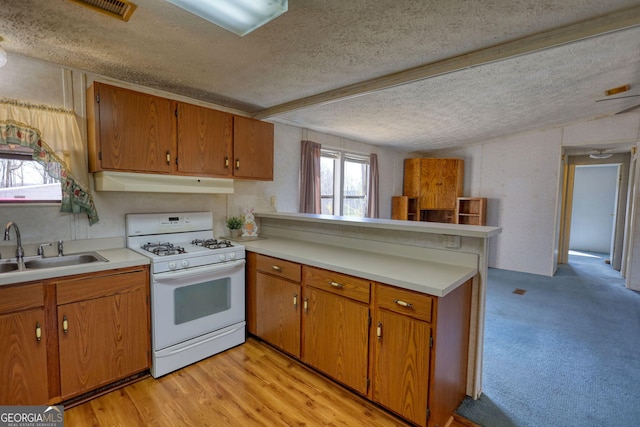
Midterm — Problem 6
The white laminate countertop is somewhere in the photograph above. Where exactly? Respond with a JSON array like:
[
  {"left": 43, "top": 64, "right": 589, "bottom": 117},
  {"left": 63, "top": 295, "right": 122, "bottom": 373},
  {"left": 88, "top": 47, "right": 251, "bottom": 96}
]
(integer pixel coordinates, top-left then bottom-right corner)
[
  {"left": 243, "top": 237, "right": 477, "bottom": 297},
  {"left": 0, "top": 248, "right": 150, "bottom": 286},
  {"left": 256, "top": 212, "right": 502, "bottom": 238}
]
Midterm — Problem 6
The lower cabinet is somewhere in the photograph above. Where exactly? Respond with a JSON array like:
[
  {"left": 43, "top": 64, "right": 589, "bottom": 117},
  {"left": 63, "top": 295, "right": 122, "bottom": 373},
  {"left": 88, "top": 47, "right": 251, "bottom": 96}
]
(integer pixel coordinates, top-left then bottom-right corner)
[
  {"left": 248, "top": 251, "right": 473, "bottom": 427},
  {"left": 302, "top": 284, "right": 370, "bottom": 395},
  {"left": 252, "top": 253, "right": 302, "bottom": 357},
  {"left": 373, "top": 284, "right": 433, "bottom": 425},
  {"left": 56, "top": 268, "right": 150, "bottom": 399},
  {"left": 0, "top": 283, "right": 48, "bottom": 405},
  {"left": 0, "top": 266, "right": 150, "bottom": 405}
]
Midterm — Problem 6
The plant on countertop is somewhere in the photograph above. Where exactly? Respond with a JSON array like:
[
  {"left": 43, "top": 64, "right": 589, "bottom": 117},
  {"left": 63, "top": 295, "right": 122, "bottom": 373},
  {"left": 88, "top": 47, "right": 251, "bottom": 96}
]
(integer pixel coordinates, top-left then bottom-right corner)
[{"left": 226, "top": 216, "right": 244, "bottom": 230}]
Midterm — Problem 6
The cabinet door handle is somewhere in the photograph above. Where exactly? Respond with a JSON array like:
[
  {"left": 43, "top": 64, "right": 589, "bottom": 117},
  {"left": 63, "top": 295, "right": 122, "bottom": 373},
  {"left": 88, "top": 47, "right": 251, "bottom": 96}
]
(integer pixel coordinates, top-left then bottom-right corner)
[
  {"left": 225, "top": 156, "right": 229, "bottom": 168},
  {"left": 293, "top": 293, "right": 298, "bottom": 308},
  {"left": 329, "top": 281, "right": 344, "bottom": 289},
  {"left": 272, "top": 265, "right": 282, "bottom": 272},
  {"left": 166, "top": 151, "right": 171, "bottom": 165},
  {"left": 377, "top": 322, "right": 382, "bottom": 341},
  {"left": 303, "top": 298, "right": 308, "bottom": 313},
  {"left": 35, "top": 321, "right": 42, "bottom": 342},
  {"left": 394, "top": 299, "right": 413, "bottom": 309},
  {"left": 62, "top": 315, "right": 69, "bottom": 335},
  {"left": 235, "top": 159, "right": 240, "bottom": 169}
]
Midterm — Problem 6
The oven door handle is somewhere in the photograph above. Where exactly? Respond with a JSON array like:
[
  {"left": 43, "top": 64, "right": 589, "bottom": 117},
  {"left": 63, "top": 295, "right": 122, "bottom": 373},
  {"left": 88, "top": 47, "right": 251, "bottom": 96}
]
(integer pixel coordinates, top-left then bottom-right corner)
[{"left": 153, "top": 259, "right": 245, "bottom": 282}]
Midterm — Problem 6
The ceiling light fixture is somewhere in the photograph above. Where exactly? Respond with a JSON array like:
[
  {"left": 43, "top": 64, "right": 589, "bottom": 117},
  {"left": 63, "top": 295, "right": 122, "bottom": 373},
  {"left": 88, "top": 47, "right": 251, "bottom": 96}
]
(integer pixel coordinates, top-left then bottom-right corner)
[
  {"left": 589, "top": 149, "right": 613, "bottom": 159},
  {"left": 0, "top": 37, "right": 7, "bottom": 68},
  {"left": 165, "top": 0, "right": 287, "bottom": 36},
  {"left": 604, "top": 84, "right": 630, "bottom": 97}
]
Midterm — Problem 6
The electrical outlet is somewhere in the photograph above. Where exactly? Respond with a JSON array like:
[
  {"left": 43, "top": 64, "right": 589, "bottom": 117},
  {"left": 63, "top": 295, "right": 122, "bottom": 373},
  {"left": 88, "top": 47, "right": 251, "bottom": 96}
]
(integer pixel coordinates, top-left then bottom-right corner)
[
  {"left": 441, "top": 235, "right": 461, "bottom": 249},
  {"left": 270, "top": 195, "right": 277, "bottom": 207}
]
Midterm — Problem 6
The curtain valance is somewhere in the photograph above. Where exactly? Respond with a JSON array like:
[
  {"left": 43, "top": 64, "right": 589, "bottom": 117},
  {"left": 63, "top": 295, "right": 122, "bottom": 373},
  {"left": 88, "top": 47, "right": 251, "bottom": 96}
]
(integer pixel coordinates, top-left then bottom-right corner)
[{"left": 0, "top": 98, "right": 98, "bottom": 225}]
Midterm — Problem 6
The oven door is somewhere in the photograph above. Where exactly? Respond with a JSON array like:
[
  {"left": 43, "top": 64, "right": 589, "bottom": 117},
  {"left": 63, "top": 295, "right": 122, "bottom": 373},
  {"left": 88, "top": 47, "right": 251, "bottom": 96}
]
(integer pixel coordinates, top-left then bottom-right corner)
[{"left": 151, "top": 259, "right": 245, "bottom": 351}]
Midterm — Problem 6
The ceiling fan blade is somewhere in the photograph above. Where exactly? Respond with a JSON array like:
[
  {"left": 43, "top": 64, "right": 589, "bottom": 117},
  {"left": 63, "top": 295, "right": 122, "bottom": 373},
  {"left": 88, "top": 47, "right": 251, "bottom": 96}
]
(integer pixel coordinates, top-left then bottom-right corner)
[
  {"left": 616, "top": 103, "right": 640, "bottom": 115},
  {"left": 596, "top": 94, "right": 640, "bottom": 102}
]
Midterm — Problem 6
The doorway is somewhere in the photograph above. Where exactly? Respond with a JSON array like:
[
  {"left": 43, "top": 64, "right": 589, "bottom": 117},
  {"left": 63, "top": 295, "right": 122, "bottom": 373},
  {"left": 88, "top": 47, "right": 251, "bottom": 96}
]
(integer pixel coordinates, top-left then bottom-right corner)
[
  {"left": 558, "top": 153, "right": 631, "bottom": 274},
  {"left": 569, "top": 164, "right": 619, "bottom": 268}
]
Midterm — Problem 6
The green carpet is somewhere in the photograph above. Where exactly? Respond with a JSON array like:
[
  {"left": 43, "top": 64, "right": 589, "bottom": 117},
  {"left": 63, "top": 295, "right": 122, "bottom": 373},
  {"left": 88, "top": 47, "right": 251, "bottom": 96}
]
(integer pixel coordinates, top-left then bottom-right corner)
[{"left": 456, "top": 251, "right": 640, "bottom": 426}]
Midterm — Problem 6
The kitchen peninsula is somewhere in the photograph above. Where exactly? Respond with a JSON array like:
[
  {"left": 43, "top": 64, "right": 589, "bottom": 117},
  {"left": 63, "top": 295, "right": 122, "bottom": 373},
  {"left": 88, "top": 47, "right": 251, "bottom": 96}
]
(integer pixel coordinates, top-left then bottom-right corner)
[{"left": 243, "top": 212, "right": 501, "bottom": 427}]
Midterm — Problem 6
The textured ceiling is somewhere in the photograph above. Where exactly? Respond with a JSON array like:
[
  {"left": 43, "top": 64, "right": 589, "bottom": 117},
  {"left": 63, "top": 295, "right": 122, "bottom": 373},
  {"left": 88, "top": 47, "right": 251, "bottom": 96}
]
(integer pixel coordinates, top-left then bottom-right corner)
[{"left": 1, "top": 0, "right": 640, "bottom": 153}]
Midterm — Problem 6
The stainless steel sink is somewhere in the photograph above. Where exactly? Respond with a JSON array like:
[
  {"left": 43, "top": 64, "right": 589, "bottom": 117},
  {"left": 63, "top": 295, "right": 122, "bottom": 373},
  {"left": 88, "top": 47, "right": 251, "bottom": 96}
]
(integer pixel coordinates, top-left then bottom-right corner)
[
  {"left": 23, "top": 252, "right": 108, "bottom": 270},
  {"left": 0, "top": 262, "right": 19, "bottom": 273}
]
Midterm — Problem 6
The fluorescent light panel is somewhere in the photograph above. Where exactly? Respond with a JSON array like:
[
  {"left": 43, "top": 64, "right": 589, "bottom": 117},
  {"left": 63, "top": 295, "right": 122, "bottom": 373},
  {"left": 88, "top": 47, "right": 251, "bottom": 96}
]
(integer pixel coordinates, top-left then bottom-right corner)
[{"left": 166, "top": 0, "right": 287, "bottom": 36}]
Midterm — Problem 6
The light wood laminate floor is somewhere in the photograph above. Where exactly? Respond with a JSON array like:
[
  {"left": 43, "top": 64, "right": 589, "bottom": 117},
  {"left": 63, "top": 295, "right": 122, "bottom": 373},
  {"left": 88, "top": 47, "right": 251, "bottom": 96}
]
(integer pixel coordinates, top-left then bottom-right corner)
[{"left": 66, "top": 337, "right": 413, "bottom": 426}]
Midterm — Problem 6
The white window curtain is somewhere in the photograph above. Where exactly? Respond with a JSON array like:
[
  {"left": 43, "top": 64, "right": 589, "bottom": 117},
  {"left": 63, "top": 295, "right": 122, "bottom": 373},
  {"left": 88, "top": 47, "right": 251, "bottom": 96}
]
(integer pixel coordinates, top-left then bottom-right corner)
[
  {"left": 299, "top": 140, "right": 321, "bottom": 214},
  {"left": 0, "top": 98, "right": 99, "bottom": 224},
  {"left": 367, "top": 153, "right": 379, "bottom": 218}
]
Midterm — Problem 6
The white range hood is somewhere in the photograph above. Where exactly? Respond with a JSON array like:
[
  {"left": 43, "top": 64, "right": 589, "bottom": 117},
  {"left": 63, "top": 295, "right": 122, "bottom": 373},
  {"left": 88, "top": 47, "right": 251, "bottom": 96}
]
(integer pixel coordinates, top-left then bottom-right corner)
[{"left": 93, "top": 171, "right": 234, "bottom": 194}]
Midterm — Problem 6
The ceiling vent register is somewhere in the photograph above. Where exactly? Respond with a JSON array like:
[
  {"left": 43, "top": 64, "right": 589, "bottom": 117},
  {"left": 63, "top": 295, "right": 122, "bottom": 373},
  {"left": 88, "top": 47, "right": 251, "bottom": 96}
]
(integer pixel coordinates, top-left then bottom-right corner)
[{"left": 69, "top": 0, "right": 137, "bottom": 22}]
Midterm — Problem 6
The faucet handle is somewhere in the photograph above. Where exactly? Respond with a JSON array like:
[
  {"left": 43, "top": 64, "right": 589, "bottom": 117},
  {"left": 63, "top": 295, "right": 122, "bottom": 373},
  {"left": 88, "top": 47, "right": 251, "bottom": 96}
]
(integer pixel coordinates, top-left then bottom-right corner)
[
  {"left": 57, "top": 240, "right": 64, "bottom": 257},
  {"left": 37, "top": 242, "right": 52, "bottom": 257}
]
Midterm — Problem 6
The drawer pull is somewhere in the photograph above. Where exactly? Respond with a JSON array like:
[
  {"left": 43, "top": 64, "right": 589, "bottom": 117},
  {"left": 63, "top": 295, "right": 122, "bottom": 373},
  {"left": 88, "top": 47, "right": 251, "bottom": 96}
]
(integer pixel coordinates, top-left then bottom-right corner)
[
  {"left": 377, "top": 322, "right": 382, "bottom": 341},
  {"left": 394, "top": 299, "right": 413, "bottom": 309},
  {"left": 329, "top": 281, "right": 344, "bottom": 289},
  {"left": 293, "top": 293, "right": 298, "bottom": 308},
  {"left": 35, "top": 321, "right": 42, "bottom": 342},
  {"left": 272, "top": 265, "right": 282, "bottom": 272},
  {"left": 62, "top": 315, "right": 69, "bottom": 335}
]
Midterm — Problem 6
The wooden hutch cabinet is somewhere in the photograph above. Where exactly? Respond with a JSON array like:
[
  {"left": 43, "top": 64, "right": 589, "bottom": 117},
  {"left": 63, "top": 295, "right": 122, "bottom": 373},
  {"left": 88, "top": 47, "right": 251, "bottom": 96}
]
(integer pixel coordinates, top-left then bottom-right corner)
[{"left": 402, "top": 158, "right": 464, "bottom": 223}]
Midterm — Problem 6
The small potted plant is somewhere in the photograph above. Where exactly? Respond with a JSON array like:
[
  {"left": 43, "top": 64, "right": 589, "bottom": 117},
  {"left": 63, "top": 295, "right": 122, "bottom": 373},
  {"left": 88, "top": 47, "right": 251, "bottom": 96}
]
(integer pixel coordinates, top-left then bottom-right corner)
[{"left": 226, "top": 216, "right": 244, "bottom": 238}]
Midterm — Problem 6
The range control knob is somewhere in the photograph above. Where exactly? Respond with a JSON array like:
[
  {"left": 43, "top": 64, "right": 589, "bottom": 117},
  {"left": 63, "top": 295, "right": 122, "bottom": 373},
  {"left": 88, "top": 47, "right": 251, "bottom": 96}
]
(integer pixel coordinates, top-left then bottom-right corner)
[
  {"left": 219, "top": 254, "right": 227, "bottom": 262},
  {"left": 228, "top": 252, "right": 236, "bottom": 260},
  {"left": 181, "top": 260, "right": 190, "bottom": 268},
  {"left": 168, "top": 261, "right": 177, "bottom": 270}
]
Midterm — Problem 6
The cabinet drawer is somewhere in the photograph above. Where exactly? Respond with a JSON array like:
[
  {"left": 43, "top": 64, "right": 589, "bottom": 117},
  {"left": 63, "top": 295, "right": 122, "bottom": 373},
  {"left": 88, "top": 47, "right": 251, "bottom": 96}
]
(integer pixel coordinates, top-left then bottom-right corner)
[
  {"left": 303, "top": 266, "right": 370, "bottom": 304},
  {"left": 376, "top": 283, "right": 433, "bottom": 323},
  {"left": 56, "top": 268, "right": 148, "bottom": 305},
  {"left": 0, "top": 283, "right": 44, "bottom": 314},
  {"left": 256, "top": 254, "right": 301, "bottom": 283}
]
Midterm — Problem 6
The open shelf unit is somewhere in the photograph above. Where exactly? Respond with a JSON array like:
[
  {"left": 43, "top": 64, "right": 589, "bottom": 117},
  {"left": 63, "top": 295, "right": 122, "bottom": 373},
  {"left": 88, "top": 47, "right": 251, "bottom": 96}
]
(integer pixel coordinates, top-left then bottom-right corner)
[{"left": 455, "top": 197, "right": 487, "bottom": 225}]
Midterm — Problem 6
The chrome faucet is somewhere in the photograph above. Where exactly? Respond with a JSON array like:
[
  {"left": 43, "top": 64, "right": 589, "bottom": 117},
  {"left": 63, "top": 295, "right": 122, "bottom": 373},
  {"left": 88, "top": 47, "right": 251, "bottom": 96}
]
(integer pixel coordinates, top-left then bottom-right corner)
[
  {"left": 37, "top": 242, "right": 52, "bottom": 257},
  {"left": 4, "top": 221, "right": 25, "bottom": 263},
  {"left": 57, "top": 240, "right": 64, "bottom": 256}
]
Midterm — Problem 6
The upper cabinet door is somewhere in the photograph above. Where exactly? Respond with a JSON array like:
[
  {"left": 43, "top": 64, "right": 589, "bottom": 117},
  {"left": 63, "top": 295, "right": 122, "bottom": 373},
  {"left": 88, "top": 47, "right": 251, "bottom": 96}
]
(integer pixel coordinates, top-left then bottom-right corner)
[
  {"left": 233, "top": 116, "right": 274, "bottom": 180},
  {"left": 92, "top": 83, "right": 176, "bottom": 174},
  {"left": 177, "top": 103, "right": 233, "bottom": 177},
  {"left": 420, "top": 158, "right": 463, "bottom": 210}
]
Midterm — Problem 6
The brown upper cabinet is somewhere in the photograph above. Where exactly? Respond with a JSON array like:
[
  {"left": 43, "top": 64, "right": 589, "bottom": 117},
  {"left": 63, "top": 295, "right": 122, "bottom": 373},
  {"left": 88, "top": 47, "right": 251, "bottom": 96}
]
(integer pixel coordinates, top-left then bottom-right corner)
[
  {"left": 233, "top": 115, "right": 274, "bottom": 180},
  {"left": 176, "top": 102, "right": 233, "bottom": 177},
  {"left": 87, "top": 82, "right": 274, "bottom": 180},
  {"left": 87, "top": 83, "right": 175, "bottom": 174}
]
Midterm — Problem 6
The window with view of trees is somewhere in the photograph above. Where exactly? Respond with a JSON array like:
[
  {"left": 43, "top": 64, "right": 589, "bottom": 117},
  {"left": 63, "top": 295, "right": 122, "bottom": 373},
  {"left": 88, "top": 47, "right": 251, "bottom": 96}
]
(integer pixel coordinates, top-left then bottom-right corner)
[
  {"left": 0, "top": 146, "right": 61, "bottom": 202},
  {"left": 320, "top": 149, "right": 369, "bottom": 217}
]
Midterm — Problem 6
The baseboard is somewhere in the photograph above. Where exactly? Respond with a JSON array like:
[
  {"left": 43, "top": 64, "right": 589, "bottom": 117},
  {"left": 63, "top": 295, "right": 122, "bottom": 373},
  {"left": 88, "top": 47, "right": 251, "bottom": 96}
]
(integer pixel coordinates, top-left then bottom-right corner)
[{"left": 448, "top": 413, "right": 481, "bottom": 427}]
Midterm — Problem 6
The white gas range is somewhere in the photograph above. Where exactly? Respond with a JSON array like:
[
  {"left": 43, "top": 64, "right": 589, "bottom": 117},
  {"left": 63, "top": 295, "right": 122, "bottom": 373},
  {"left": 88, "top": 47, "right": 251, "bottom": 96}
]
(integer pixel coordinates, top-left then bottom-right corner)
[{"left": 126, "top": 212, "right": 246, "bottom": 378}]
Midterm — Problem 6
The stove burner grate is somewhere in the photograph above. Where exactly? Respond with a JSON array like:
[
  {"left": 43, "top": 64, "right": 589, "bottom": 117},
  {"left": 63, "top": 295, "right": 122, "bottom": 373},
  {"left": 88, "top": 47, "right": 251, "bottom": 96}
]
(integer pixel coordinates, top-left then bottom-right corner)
[
  {"left": 191, "top": 238, "right": 233, "bottom": 250},
  {"left": 141, "top": 242, "right": 187, "bottom": 256}
]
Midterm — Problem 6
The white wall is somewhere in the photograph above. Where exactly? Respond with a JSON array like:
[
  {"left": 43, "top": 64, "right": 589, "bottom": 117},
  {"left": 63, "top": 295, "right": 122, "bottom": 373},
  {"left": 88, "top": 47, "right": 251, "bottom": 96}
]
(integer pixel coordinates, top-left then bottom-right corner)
[
  {"left": 570, "top": 165, "right": 618, "bottom": 253},
  {"left": 0, "top": 53, "right": 406, "bottom": 249},
  {"left": 435, "top": 114, "right": 640, "bottom": 278}
]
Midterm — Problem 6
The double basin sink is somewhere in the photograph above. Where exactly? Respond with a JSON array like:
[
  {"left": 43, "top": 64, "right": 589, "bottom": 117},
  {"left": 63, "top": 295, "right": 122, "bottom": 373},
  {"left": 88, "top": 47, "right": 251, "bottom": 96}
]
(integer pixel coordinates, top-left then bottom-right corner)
[{"left": 0, "top": 252, "right": 108, "bottom": 273}]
